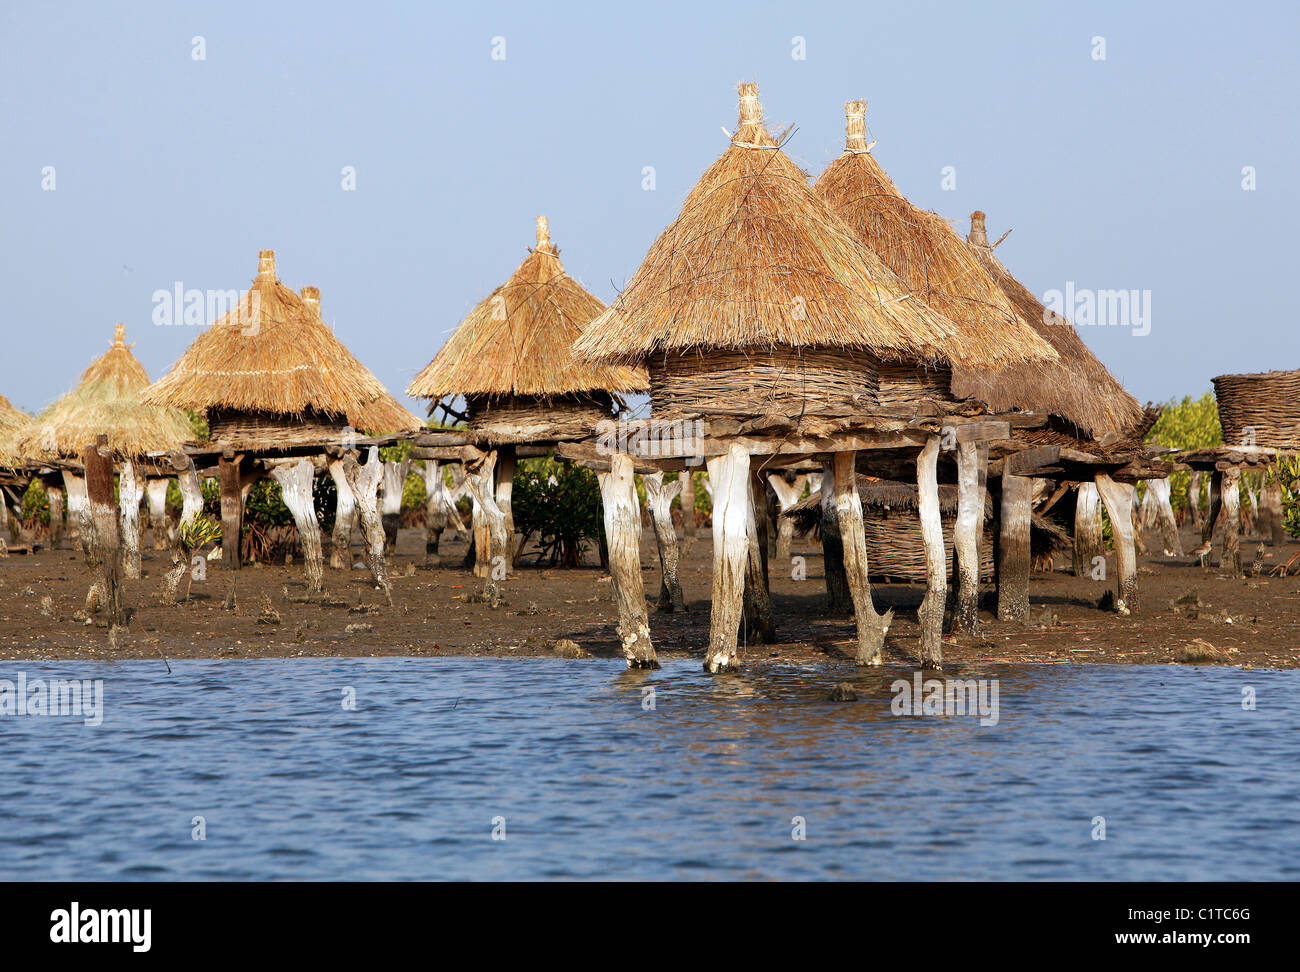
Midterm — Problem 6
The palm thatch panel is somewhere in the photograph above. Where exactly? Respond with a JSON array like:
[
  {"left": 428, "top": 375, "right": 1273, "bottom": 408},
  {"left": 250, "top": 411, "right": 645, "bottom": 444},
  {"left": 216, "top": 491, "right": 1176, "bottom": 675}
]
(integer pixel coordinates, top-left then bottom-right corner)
[
  {"left": 950, "top": 212, "right": 1145, "bottom": 441},
  {"left": 6, "top": 324, "right": 192, "bottom": 461},
  {"left": 143, "top": 252, "right": 421, "bottom": 437},
  {"left": 574, "top": 83, "right": 1055, "bottom": 372},
  {"left": 407, "top": 218, "right": 647, "bottom": 401}
]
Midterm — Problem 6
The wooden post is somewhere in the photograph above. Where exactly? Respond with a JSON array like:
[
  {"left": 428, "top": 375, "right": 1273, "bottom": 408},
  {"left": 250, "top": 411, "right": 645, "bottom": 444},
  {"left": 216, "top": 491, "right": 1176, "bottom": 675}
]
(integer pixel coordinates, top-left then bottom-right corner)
[
  {"left": 218, "top": 455, "right": 242, "bottom": 570},
  {"left": 83, "top": 436, "right": 126, "bottom": 630},
  {"left": 1242, "top": 475, "right": 1259, "bottom": 537},
  {"left": 916, "top": 435, "right": 946, "bottom": 671},
  {"left": 767, "top": 473, "right": 806, "bottom": 562},
  {"left": 343, "top": 447, "right": 391, "bottom": 604},
  {"left": 1096, "top": 473, "right": 1138, "bottom": 614},
  {"left": 1261, "top": 482, "right": 1284, "bottom": 547},
  {"left": 1221, "top": 466, "right": 1242, "bottom": 576},
  {"left": 643, "top": 472, "right": 686, "bottom": 612},
  {"left": 269, "top": 459, "right": 324, "bottom": 593},
  {"left": 422, "top": 460, "right": 446, "bottom": 563},
  {"left": 0, "top": 490, "right": 8, "bottom": 554},
  {"left": 464, "top": 450, "right": 507, "bottom": 592},
  {"left": 597, "top": 453, "right": 657, "bottom": 668},
  {"left": 327, "top": 458, "right": 355, "bottom": 568},
  {"left": 46, "top": 484, "right": 65, "bottom": 548},
  {"left": 834, "top": 450, "right": 892, "bottom": 665},
  {"left": 952, "top": 440, "right": 988, "bottom": 635},
  {"left": 704, "top": 442, "right": 750, "bottom": 673},
  {"left": 62, "top": 470, "right": 90, "bottom": 556},
  {"left": 819, "top": 457, "right": 852, "bottom": 613},
  {"left": 161, "top": 454, "right": 203, "bottom": 605},
  {"left": 1073, "top": 482, "right": 1103, "bottom": 577},
  {"left": 380, "top": 459, "right": 409, "bottom": 552},
  {"left": 1188, "top": 470, "right": 1204, "bottom": 529},
  {"left": 1145, "top": 478, "right": 1183, "bottom": 555},
  {"left": 743, "top": 468, "right": 775, "bottom": 643},
  {"left": 145, "top": 478, "right": 170, "bottom": 550},
  {"left": 678, "top": 471, "right": 697, "bottom": 542},
  {"left": 1201, "top": 471, "right": 1223, "bottom": 566},
  {"left": 118, "top": 458, "right": 144, "bottom": 579},
  {"left": 997, "top": 472, "right": 1033, "bottom": 622},
  {"left": 495, "top": 445, "right": 517, "bottom": 567}
]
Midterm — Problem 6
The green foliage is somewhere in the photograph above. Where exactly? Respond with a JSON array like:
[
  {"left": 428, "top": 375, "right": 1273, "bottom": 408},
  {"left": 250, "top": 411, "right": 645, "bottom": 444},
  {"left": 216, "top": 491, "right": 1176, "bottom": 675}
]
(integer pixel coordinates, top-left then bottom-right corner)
[
  {"left": 244, "top": 479, "right": 294, "bottom": 528},
  {"left": 1265, "top": 455, "right": 1300, "bottom": 539},
  {"left": 185, "top": 409, "right": 210, "bottom": 440},
  {"left": 179, "top": 514, "right": 221, "bottom": 550},
  {"left": 512, "top": 453, "right": 601, "bottom": 566},
  {"left": 21, "top": 479, "right": 49, "bottom": 525},
  {"left": 379, "top": 439, "right": 414, "bottom": 462},
  {"left": 402, "top": 471, "right": 424, "bottom": 512},
  {"left": 1146, "top": 392, "right": 1223, "bottom": 514}
]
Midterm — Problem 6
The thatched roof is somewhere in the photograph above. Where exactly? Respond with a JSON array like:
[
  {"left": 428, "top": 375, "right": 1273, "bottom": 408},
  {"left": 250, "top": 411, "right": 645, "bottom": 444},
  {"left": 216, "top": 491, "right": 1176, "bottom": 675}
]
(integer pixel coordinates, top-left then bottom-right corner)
[
  {"left": 949, "top": 212, "right": 1145, "bottom": 441},
  {"left": 143, "top": 251, "right": 421, "bottom": 434},
  {"left": 0, "top": 394, "right": 31, "bottom": 467},
  {"left": 813, "top": 100, "right": 1053, "bottom": 361},
  {"left": 575, "top": 83, "right": 1054, "bottom": 370},
  {"left": 6, "top": 323, "right": 192, "bottom": 461},
  {"left": 407, "top": 217, "right": 647, "bottom": 401}
]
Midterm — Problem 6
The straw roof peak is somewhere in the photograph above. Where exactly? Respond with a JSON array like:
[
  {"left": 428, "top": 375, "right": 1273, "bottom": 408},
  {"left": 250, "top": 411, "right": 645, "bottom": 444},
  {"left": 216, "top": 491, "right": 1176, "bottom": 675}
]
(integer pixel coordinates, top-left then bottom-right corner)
[
  {"left": 843, "top": 99, "right": 870, "bottom": 153},
  {"left": 257, "top": 249, "right": 277, "bottom": 280},
  {"left": 407, "top": 218, "right": 647, "bottom": 401}
]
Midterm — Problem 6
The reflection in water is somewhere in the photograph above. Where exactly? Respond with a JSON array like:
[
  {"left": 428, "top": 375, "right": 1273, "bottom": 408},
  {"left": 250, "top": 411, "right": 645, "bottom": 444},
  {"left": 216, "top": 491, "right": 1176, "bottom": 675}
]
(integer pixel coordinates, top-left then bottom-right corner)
[{"left": 0, "top": 658, "right": 1296, "bottom": 880}]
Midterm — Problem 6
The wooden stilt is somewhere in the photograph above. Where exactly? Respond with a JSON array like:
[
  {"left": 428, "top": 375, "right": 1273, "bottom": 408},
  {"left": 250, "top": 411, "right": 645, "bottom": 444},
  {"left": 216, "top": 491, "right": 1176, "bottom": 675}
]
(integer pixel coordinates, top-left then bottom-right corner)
[
  {"left": 380, "top": 459, "right": 409, "bottom": 552},
  {"left": 0, "top": 490, "right": 8, "bottom": 554},
  {"left": 1202, "top": 471, "right": 1223, "bottom": 566},
  {"left": 145, "top": 479, "right": 169, "bottom": 550},
  {"left": 1188, "top": 471, "right": 1205, "bottom": 529},
  {"left": 218, "top": 455, "right": 242, "bottom": 571},
  {"left": 327, "top": 458, "right": 355, "bottom": 569},
  {"left": 743, "top": 468, "right": 775, "bottom": 643},
  {"left": 1096, "top": 473, "right": 1138, "bottom": 614},
  {"left": 916, "top": 436, "right": 946, "bottom": 671},
  {"left": 704, "top": 442, "right": 750, "bottom": 673},
  {"left": 997, "top": 472, "right": 1033, "bottom": 622},
  {"left": 819, "top": 457, "right": 852, "bottom": 613},
  {"left": 421, "top": 460, "right": 446, "bottom": 563},
  {"left": 833, "top": 450, "right": 892, "bottom": 665},
  {"left": 495, "top": 445, "right": 517, "bottom": 567},
  {"left": 161, "top": 455, "right": 203, "bottom": 605},
  {"left": 1221, "top": 466, "right": 1242, "bottom": 576},
  {"left": 1261, "top": 483, "right": 1283, "bottom": 547},
  {"left": 118, "top": 458, "right": 144, "bottom": 579},
  {"left": 62, "top": 471, "right": 90, "bottom": 556},
  {"left": 767, "top": 473, "right": 806, "bottom": 563},
  {"left": 1073, "top": 482, "right": 1103, "bottom": 577},
  {"left": 678, "top": 472, "right": 697, "bottom": 542},
  {"left": 83, "top": 436, "right": 126, "bottom": 630},
  {"left": 269, "top": 459, "right": 324, "bottom": 593},
  {"left": 643, "top": 472, "right": 686, "bottom": 612},
  {"left": 597, "top": 453, "right": 657, "bottom": 668},
  {"left": 46, "top": 484, "right": 65, "bottom": 549},
  {"left": 952, "top": 440, "right": 987, "bottom": 635},
  {"left": 343, "top": 447, "right": 392, "bottom": 604},
  {"left": 1144, "top": 478, "right": 1183, "bottom": 555},
  {"left": 464, "top": 451, "right": 508, "bottom": 600}
]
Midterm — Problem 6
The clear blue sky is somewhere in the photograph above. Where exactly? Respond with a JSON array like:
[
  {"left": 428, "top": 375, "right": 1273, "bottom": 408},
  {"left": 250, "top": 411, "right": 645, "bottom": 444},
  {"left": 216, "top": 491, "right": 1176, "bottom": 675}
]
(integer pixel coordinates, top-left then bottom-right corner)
[{"left": 2, "top": 0, "right": 1296, "bottom": 415}]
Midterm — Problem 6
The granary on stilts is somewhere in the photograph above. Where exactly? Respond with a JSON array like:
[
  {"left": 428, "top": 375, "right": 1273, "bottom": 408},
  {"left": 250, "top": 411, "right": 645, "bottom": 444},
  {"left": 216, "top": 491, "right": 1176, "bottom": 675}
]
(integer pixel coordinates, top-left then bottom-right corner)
[
  {"left": 143, "top": 250, "right": 421, "bottom": 598},
  {"left": 813, "top": 98, "right": 1158, "bottom": 620},
  {"left": 3, "top": 323, "right": 192, "bottom": 576},
  {"left": 572, "top": 83, "right": 1058, "bottom": 672},
  {"left": 406, "top": 217, "right": 647, "bottom": 589}
]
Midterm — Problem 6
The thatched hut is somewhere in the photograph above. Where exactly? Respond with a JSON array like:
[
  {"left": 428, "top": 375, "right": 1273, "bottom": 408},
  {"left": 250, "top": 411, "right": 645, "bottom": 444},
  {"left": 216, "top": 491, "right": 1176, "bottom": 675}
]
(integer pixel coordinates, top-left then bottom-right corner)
[
  {"left": 143, "top": 250, "right": 421, "bottom": 589},
  {"left": 407, "top": 216, "right": 647, "bottom": 441},
  {"left": 573, "top": 83, "right": 1059, "bottom": 672},
  {"left": 5, "top": 323, "right": 192, "bottom": 572}
]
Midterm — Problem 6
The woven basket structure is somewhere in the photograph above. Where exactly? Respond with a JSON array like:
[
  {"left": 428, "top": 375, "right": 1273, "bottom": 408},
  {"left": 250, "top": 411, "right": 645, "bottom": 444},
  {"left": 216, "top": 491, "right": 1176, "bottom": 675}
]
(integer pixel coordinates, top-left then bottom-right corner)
[{"left": 1212, "top": 370, "right": 1300, "bottom": 450}]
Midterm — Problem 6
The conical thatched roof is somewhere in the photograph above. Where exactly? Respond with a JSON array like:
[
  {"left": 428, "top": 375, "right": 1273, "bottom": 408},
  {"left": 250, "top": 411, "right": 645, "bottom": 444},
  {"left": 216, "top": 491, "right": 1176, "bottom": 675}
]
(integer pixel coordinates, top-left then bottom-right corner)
[
  {"left": 0, "top": 394, "right": 31, "bottom": 467},
  {"left": 143, "top": 250, "right": 421, "bottom": 435},
  {"left": 407, "top": 217, "right": 647, "bottom": 401},
  {"left": 6, "top": 323, "right": 193, "bottom": 462},
  {"left": 575, "top": 83, "right": 1052, "bottom": 370},
  {"left": 814, "top": 100, "right": 1050, "bottom": 354},
  {"left": 950, "top": 212, "right": 1144, "bottom": 440}
]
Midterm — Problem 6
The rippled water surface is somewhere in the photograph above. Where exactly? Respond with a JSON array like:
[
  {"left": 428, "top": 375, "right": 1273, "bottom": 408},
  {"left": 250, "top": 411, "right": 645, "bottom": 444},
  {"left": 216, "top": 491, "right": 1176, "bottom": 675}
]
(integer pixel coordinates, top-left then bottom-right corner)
[{"left": 1, "top": 659, "right": 1296, "bottom": 880}]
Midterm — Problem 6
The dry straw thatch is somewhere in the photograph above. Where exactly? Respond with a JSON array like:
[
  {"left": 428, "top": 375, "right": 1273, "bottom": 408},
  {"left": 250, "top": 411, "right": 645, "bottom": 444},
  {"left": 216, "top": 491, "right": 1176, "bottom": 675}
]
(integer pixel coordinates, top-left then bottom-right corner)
[
  {"left": 407, "top": 217, "right": 647, "bottom": 403},
  {"left": 951, "top": 212, "right": 1144, "bottom": 441},
  {"left": 143, "top": 251, "right": 421, "bottom": 439},
  {"left": 814, "top": 101, "right": 1047, "bottom": 356},
  {"left": 575, "top": 83, "right": 1055, "bottom": 372},
  {"left": 6, "top": 323, "right": 192, "bottom": 462},
  {"left": 0, "top": 394, "right": 31, "bottom": 467},
  {"left": 1212, "top": 370, "right": 1300, "bottom": 450}
]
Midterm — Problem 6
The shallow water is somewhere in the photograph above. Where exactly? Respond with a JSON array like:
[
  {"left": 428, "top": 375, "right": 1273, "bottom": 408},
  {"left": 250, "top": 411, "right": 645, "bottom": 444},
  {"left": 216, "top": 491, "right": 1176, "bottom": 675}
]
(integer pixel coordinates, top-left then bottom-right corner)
[{"left": 0, "top": 659, "right": 1295, "bottom": 880}]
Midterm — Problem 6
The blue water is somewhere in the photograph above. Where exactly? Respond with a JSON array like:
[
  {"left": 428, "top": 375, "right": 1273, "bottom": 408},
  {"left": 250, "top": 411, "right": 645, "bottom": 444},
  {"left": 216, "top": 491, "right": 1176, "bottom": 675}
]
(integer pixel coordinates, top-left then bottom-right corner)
[{"left": 1, "top": 659, "right": 1295, "bottom": 880}]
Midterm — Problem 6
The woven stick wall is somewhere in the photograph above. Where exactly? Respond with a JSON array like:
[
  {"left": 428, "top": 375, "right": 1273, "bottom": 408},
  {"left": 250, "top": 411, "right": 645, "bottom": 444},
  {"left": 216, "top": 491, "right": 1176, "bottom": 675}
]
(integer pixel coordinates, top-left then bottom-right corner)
[
  {"left": 1212, "top": 370, "right": 1300, "bottom": 449},
  {"left": 875, "top": 362, "right": 955, "bottom": 409},
  {"left": 648, "top": 348, "right": 879, "bottom": 417},
  {"left": 207, "top": 407, "right": 348, "bottom": 448},
  {"left": 466, "top": 392, "right": 615, "bottom": 444}
]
